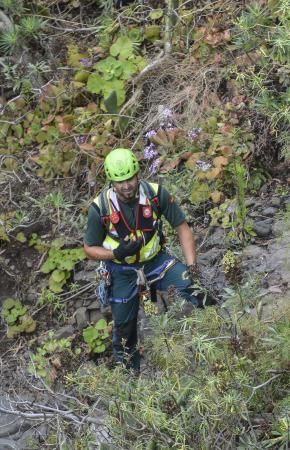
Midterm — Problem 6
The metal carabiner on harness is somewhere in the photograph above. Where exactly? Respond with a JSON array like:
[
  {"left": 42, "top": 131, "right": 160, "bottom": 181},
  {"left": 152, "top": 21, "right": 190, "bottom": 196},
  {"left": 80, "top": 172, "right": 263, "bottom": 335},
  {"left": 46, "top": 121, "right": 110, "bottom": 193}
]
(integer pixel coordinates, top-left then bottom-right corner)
[
  {"left": 96, "top": 261, "right": 111, "bottom": 286},
  {"left": 95, "top": 262, "right": 111, "bottom": 306}
]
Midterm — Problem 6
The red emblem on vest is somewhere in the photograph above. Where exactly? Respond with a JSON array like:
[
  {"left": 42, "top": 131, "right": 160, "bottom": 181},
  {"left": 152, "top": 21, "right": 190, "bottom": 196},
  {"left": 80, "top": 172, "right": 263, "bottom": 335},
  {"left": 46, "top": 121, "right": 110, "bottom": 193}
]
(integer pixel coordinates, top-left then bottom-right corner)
[
  {"left": 110, "top": 211, "right": 120, "bottom": 224},
  {"left": 142, "top": 206, "right": 152, "bottom": 218}
]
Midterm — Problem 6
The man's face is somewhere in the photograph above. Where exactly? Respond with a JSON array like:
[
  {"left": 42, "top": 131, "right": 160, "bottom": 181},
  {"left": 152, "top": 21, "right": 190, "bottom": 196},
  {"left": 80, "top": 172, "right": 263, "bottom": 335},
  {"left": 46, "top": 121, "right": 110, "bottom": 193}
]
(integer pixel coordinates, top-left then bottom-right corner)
[{"left": 112, "top": 175, "right": 139, "bottom": 203}]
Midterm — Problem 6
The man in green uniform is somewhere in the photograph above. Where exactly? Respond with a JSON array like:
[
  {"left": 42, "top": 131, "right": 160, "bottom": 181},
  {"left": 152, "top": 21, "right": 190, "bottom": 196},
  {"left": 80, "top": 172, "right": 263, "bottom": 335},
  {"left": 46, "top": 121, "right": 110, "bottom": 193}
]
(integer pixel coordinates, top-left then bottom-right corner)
[{"left": 84, "top": 148, "right": 200, "bottom": 371}]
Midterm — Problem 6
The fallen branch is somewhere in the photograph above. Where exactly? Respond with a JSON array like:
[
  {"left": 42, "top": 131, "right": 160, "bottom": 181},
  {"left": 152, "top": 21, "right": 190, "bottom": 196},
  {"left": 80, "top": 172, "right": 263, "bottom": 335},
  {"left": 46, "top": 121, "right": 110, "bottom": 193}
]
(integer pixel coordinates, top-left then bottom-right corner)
[{"left": 246, "top": 374, "right": 282, "bottom": 403}]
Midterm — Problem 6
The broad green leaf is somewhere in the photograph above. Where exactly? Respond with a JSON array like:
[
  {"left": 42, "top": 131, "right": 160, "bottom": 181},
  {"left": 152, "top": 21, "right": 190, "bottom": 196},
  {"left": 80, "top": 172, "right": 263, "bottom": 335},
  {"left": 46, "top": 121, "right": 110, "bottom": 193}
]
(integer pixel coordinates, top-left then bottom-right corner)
[
  {"left": 100, "top": 79, "right": 126, "bottom": 109},
  {"left": 15, "top": 232, "right": 27, "bottom": 243},
  {"left": 19, "top": 314, "right": 36, "bottom": 333},
  {"left": 0, "top": 226, "right": 9, "bottom": 242},
  {"left": 74, "top": 70, "right": 89, "bottom": 82},
  {"left": 51, "top": 270, "right": 66, "bottom": 282},
  {"left": 110, "top": 36, "right": 134, "bottom": 59},
  {"left": 95, "top": 319, "right": 107, "bottom": 330},
  {"left": 94, "top": 343, "right": 106, "bottom": 353},
  {"left": 83, "top": 326, "right": 98, "bottom": 344},
  {"left": 49, "top": 278, "right": 64, "bottom": 293},
  {"left": 134, "top": 55, "right": 147, "bottom": 70},
  {"left": 59, "top": 259, "right": 75, "bottom": 271},
  {"left": 144, "top": 25, "right": 161, "bottom": 42},
  {"left": 104, "top": 90, "right": 118, "bottom": 114},
  {"left": 50, "top": 238, "right": 65, "bottom": 249},
  {"left": 128, "top": 27, "right": 143, "bottom": 43},
  {"left": 149, "top": 9, "right": 164, "bottom": 20},
  {"left": 96, "top": 56, "right": 123, "bottom": 79},
  {"left": 3, "top": 298, "right": 18, "bottom": 311},
  {"left": 41, "top": 259, "right": 57, "bottom": 273},
  {"left": 87, "top": 74, "right": 105, "bottom": 94},
  {"left": 119, "top": 60, "right": 138, "bottom": 80}
]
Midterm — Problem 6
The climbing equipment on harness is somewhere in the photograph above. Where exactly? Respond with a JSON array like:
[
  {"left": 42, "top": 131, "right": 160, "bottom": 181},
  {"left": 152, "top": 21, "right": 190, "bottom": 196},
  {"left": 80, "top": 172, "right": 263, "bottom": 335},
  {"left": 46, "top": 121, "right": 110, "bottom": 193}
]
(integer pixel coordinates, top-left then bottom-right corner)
[
  {"left": 95, "top": 262, "right": 111, "bottom": 306},
  {"left": 93, "top": 180, "right": 164, "bottom": 264},
  {"left": 105, "top": 258, "right": 177, "bottom": 304}
]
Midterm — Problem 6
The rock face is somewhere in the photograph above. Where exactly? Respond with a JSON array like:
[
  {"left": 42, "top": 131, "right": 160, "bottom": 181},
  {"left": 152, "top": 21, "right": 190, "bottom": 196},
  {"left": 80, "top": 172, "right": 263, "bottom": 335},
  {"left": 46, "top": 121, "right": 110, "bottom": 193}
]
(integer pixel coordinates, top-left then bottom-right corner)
[{"left": 196, "top": 193, "right": 290, "bottom": 305}]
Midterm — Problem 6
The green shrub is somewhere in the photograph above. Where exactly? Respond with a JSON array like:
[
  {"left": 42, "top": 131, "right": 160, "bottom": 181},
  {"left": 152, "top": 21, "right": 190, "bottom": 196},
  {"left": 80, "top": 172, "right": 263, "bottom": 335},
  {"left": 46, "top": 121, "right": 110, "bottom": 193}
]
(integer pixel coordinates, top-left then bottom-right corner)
[
  {"left": 83, "top": 319, "right": 111, "bottom": 353},
  {"left": 67, "top": 299, "right": 290, "bottom": 448},
  {"left": 1, "top": 298, "right": 36, "bottom": 338},
  {"left": 40, "top": 240, "right": 86, "bottom": 293}
]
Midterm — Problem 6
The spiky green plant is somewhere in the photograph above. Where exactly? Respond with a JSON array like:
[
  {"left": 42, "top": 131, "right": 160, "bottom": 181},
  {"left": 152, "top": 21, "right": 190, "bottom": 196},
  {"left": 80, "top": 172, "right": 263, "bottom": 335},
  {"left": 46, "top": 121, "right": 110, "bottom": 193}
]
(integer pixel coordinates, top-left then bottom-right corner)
[
  {"left": 19, "top": 16, "right": 46, "bottom": 38},
  {"left": 268, "top": 25, "right": 290, "bottom": 64},
  {"left": 0, "top": 0, "right": 24, "bottom": 15},
  {"left": 0, "top": 26, "right": 20, "bottom": 54}
]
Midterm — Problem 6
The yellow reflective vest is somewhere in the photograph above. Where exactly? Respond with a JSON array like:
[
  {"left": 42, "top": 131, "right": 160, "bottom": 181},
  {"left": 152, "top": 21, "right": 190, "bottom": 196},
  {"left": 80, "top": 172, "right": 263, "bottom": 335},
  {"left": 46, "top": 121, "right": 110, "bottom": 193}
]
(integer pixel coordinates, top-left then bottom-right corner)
[{"left": 94, "top": 182, "right": 161, "bottom": 264}]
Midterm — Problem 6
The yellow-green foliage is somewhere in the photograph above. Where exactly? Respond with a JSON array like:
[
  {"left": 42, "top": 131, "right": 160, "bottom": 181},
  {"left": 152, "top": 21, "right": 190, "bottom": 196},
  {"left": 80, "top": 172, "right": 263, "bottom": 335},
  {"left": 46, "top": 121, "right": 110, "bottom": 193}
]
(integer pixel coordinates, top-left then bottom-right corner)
[
  {"left": 40, "top": 241, "right": 86, "bottom": 293},
  {"left": 30, "top": 333, "right": 73, "bottom": 385},
  {"left": 1, "top": 298, "right": 36, "bottom": 338},
  {"left": 87, "top": 35, "right": 145, "bottom": 110},
  {"left": 83, "top": 319, "right": 111, "bottom": 354}
]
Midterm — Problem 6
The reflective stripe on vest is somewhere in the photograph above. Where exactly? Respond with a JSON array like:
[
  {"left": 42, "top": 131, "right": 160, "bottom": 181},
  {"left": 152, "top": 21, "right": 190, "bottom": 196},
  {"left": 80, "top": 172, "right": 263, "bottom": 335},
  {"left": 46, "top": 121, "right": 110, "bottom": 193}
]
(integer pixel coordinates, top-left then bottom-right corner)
[{"left": 94, "top": 182, "right": 161, "bottom": 264}]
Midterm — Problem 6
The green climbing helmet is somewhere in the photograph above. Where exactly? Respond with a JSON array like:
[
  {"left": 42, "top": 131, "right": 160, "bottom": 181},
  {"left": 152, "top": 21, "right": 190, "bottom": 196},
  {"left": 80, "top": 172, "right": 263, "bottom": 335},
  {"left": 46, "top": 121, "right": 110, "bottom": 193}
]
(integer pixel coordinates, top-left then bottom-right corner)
[{"left": 104, "top": 148, "right": 139, "bottom": 182}]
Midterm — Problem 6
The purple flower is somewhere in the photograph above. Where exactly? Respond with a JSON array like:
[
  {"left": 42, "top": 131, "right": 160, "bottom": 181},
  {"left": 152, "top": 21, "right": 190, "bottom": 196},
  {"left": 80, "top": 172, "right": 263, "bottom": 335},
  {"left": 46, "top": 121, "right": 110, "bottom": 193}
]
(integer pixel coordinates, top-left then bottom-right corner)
[
  {"left": 149, "top": 158, "right": 160, "bottom": 175},
  {"left": 75, "top": 135, "right": 87, "bottom": 145},
  {"left": 161, "top": 108, "right": 173, "bottom": 118},
  {"left": 145, "top": 130, "right": 157, "bottom": 138},
  {"left": 79, "top": 58, "right": 91, "bottom": 67},
  {"left": 144, "top": 143, "right": 158, "bottom": 160},
  {"left": 187, "top": 128, "right": 202, "bottom": 141},
  {"left": 196, "top": 160, "right": 211, "bottom": 171}
]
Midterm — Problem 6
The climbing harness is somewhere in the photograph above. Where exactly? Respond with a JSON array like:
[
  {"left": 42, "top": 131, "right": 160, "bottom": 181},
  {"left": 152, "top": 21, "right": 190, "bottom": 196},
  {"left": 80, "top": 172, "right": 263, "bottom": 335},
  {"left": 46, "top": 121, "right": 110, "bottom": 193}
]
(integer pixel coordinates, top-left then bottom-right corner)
[
  {"left": 111, "top": 258, "right": 176, "bottom": 304},
  {"left": 95, "top": 258, "right": 177, "bottom": 305}
]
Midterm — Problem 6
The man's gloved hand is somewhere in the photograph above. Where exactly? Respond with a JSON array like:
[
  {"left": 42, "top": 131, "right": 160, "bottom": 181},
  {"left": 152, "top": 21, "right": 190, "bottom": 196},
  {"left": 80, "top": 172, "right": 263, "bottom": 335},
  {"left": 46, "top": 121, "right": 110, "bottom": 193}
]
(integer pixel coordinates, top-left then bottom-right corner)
[
  {"left": 113, "top": 237, "right": 143, "bottom": 261},
  {"left": 187, "top": 263, "right": 199, "bottom": 283}
]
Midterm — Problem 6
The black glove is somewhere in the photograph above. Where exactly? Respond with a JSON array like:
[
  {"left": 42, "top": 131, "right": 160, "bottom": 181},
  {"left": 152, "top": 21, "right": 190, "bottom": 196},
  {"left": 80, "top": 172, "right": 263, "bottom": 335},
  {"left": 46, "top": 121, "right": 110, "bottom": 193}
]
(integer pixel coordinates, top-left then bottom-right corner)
[
  {"left": 187, "top": 264, "right": 199, "bottom": 283},
  {"left": 113, "top": 238, "right": 143, "bottom": 261}
]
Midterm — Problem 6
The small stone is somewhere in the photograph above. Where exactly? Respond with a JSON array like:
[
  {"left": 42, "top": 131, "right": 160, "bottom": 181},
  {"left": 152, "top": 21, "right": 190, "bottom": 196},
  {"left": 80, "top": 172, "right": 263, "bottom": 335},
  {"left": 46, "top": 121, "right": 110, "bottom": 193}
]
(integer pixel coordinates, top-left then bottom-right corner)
[
  {"left": 248, "top": 211, "right": 262, "bottom": 219},
  {"left": 75, "top": 307, "right": 89, "bottom": 330},
  {"left": 270, "top": 197, "right": 281, "bottom": 207},
  {"left": 253, "top": 221, "right": 272, "bottom": 237},
  {"left": 74, "top": 298, "right": 84, "bottom": 309},
  {"left": 26, "top": 261, "right": 33, "bottom": 268},
  {"left": 54, "top": 325, "right": 75, "bottom": 340},
  {"left": 87, "top": 300, "right": 101, "bottom": 310},
  {"left": 272, "top": 221, "right": 284, "bottom": 237},
  {"left": 205, "top": 228, "right": 226, "bottom": 249},
  {"left": 284, "top": 195, "right": 290, "bottom": 206},
  {"left": 245, "top": 198, "right": 256, "bottom": 207},
  {"left": 262, "top": 207, "right": 278, "bottom": 217},
  {"left": 89, "top": 310, "right": 105, "bottom": 324}
]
